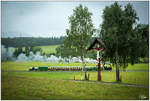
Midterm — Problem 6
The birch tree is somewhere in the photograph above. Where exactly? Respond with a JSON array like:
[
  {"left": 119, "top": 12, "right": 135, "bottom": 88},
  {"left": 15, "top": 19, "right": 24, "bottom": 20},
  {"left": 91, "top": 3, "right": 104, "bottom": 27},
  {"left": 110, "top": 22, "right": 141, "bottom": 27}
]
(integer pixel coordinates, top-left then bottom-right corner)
[
  {"left": 64, "top": 4, "right": 95, "bottom": 80},
  {"left": 100, "top": 2, "right": 139, "bottom": 81}
]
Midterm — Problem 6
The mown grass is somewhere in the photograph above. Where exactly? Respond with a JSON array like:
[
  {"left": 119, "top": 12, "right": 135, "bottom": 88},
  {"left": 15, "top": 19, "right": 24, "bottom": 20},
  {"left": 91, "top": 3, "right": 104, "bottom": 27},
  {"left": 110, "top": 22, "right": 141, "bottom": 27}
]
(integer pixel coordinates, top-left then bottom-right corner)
[
  {"left": 35, "top": 45, "right": 59, "bottom": 54},
  {"left": 1, "top": 72, "right": 149, "bottom": 100},
  {"left": 1, "top": 62, "right": 149, "bottom": 100},
  {"left": 1, "top": 61, "right": 149, "bottom": 71},
  {"left": 125, "top": 63, "right": 149, "bottom": 70},
  {"left": 4, "top": 71, "right": 148, "bottom": 86},
  {"left": 74, "top": 71, "right": 149, "bottom": 86},
  {"left": 111, "top": 63, "right": 149, "bottom": 71}
]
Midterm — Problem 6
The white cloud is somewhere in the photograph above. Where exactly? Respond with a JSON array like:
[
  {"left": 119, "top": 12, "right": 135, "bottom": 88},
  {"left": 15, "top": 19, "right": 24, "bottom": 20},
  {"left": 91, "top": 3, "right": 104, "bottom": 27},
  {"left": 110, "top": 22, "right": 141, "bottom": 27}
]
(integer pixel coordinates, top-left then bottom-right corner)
[{"left": 2, "top": 1, "right": 149, "bottom": 37}]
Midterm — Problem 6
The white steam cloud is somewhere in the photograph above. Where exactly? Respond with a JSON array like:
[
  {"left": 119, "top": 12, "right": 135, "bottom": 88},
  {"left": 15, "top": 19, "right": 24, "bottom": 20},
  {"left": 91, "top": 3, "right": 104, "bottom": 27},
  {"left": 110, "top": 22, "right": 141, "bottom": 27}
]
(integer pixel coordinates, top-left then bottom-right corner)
[
  {"left": 1, "top": 45, "right": 15, "bottom": 61},
  {"left": 1, "top": 45, "right": 98, "bottom": 63}
]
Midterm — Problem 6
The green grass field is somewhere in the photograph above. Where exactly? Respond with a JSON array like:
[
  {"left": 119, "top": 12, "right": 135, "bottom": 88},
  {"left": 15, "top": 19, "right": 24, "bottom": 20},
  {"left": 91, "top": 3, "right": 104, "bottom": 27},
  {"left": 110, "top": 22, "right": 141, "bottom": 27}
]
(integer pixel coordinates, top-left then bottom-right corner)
[
  {"left": 1, "top": 61, "right": 149, "bottom": 71},
  {"left": 1, "top": 61, "right": 97, "bottom": 71},
  {"left": 36, "top": 45, "right": 59, "bottom": 54},
  {"left": 2, "top": 72, "right": 149, "bottom": 100},
  {"left": 21, "top": 45, "right": 59, "bottom": 54},
  {"left": 3, "top": 71, "right": 148, "bottom": 86},
  {"left": 1, "top": 61, "right": 149, "bottom": 100}
]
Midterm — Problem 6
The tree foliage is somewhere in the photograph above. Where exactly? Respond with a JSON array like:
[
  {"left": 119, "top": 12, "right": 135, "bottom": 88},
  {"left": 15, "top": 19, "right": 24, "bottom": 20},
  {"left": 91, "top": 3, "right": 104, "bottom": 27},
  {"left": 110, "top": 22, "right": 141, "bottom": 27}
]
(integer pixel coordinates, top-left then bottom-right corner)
[
  {"left": 2, "top": 36, "right": 66, "bottom": 47},
  {"left": 56, "top": 37, "right": 96, "bottom": 59},
  {"left": 63, "top": 4, "right": 95, "bottom": 58},
  {"left": 56, "top": 44, "right": 77, "bottom": 58},
  {"left": 134, "top": 24, "right": 149, "bottom": 58},
  {"left": 61, "top": 4, "right": 95, "bottom": 80},
  {"left": 13, "top": 46, "right": 43, "bottom": 58},
  {"left": 100, "top": 2, "right": 140, "bottom": 81}
]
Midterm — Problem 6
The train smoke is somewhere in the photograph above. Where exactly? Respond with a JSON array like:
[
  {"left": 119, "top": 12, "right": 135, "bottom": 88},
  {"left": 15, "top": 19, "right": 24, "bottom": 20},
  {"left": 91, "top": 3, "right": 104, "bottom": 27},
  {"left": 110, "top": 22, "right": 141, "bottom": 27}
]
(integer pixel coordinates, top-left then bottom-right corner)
[
  {"left": 1, "top": 45, "right": 15, "bottom": 61},
  {"left": 1, "top": 45, "right": 97, "bottom": 63}
]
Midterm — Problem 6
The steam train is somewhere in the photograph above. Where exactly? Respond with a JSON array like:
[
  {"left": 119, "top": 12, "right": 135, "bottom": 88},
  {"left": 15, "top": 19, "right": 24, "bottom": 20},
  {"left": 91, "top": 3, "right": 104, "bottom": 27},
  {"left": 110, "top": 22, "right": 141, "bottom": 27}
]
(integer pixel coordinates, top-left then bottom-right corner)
[{"left": 29, "top": 64, "right": 112, "bottom": 71}]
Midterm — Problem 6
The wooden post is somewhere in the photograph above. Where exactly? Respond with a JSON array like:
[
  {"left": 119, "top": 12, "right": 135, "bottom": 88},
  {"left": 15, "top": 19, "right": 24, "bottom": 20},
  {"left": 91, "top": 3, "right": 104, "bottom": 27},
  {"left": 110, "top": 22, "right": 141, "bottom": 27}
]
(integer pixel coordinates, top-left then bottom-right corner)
[
  {"left": 88, "top": 73, "right": 90, "bottom": 80},
  {"left": 97, "top": 45, "right": 101, "bottom": 81},
  {"left": 97, "top": 58, "right": 101, "bottom": 81}
]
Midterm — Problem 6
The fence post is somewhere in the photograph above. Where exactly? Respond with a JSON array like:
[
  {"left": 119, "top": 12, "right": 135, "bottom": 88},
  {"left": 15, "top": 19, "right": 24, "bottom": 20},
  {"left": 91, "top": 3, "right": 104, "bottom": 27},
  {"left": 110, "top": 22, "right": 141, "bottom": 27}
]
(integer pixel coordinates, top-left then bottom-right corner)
[{"left": 88, "top": 73, "right": 90, "bottom": 80}]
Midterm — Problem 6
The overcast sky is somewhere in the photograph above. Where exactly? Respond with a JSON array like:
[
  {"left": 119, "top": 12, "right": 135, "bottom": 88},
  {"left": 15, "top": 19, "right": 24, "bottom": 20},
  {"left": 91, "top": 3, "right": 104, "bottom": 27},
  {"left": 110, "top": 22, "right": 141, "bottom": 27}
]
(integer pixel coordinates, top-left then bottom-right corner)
[{"left": 2, "top": 1, "right": 149, "bottom": 37}]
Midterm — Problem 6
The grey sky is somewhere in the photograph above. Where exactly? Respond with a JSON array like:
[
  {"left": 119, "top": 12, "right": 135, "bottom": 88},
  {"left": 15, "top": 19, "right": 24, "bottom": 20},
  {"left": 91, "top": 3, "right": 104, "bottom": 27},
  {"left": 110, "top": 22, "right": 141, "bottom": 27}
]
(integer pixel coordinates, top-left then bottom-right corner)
[{"left": 2, "top": 1, "right": 149, "bottom": 37}]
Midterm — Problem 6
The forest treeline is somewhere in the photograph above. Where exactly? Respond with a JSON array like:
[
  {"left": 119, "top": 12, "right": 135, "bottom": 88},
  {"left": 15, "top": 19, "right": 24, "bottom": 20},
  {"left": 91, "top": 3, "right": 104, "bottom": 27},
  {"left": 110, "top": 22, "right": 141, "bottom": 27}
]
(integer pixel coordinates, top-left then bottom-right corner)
[{"left": 2, "top": 36, "right": 66, "bottom": 47}]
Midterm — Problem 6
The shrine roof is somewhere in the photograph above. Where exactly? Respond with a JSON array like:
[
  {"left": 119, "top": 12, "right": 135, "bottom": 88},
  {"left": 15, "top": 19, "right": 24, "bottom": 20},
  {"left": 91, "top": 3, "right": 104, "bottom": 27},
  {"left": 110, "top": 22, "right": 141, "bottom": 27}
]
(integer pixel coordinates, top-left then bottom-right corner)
[{"left": 87, "top": 38, "right": 106, "bottom": 51}]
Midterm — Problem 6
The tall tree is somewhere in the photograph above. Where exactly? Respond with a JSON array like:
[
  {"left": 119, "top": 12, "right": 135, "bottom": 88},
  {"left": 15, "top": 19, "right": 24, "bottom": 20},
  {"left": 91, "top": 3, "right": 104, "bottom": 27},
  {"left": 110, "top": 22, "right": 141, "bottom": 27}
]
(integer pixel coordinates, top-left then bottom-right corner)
[
  {"left": 100, "top": 2, "right": 139, "bottom": 81},
  {"left": 64, "top": 4, "right": 95, "bottom": 80},
  {"left": 25, "top": 47, "right": 30, "bottom": 56},
  {"left": 134, "top": 24, "right": 149, "bottom": 60},
  {"left": 56, "top": 44, "right": 77, "bottom": 58},
  {"left": 135, "top": 24, "right": 149, "bottom": 50},
  {"left": 13, "top": 48, "right": 19, "bottom": 58}
]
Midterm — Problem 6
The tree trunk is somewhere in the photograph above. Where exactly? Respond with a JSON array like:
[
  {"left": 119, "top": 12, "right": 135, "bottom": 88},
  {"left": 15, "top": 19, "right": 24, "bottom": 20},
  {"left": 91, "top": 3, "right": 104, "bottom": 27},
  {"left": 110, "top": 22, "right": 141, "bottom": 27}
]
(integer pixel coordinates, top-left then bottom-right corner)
[
  {"left": 115, "top": 51, "right": 120, "bottom": 82},
  {"left": 81, "top": 49, "right": 87, "bottom": 80},
  {"left": 81, "top": 57, "right": 83, "bottom": 80}
]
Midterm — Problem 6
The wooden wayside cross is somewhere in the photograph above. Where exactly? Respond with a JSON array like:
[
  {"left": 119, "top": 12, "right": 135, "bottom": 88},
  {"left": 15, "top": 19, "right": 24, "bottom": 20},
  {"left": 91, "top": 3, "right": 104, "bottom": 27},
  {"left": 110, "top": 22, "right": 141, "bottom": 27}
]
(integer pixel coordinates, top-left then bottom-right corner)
[{"left": 87, "top": 38, "right": 106, "bottom": 81}]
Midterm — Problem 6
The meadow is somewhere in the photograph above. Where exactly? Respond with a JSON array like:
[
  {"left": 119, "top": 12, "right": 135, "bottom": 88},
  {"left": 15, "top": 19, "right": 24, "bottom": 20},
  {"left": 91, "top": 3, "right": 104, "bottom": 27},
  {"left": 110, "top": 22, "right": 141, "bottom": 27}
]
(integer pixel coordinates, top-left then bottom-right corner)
[
  {"left": 21, "top": 45, "right": 58, "bottom": 54},
  {"left": 1, "top": 61, "right": 97, "bottom": 71},
  {"left": 1, "top": 61, "right": 149, "bottom": 100},
  {"left": 35, "top": 45, "right": 59, "bottom": 54},
  {"left": 1, "top": 61, "right": 148, "bottom": 71}
]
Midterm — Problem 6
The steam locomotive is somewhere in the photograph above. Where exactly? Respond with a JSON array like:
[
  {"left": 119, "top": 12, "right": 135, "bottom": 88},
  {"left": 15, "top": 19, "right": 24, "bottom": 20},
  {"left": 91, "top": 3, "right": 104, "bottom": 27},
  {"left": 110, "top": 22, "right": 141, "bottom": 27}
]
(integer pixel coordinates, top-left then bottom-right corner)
[{"left": 29, "top": 63, "right": 112, "bottom": 71}]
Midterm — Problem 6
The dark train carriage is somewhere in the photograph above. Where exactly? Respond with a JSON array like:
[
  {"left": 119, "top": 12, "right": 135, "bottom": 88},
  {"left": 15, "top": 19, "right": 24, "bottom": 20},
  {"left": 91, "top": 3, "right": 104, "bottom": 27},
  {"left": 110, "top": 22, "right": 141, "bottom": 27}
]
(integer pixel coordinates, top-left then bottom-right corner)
[{"left": 38, "top": 66, "right": 48, "bottom": 71}]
